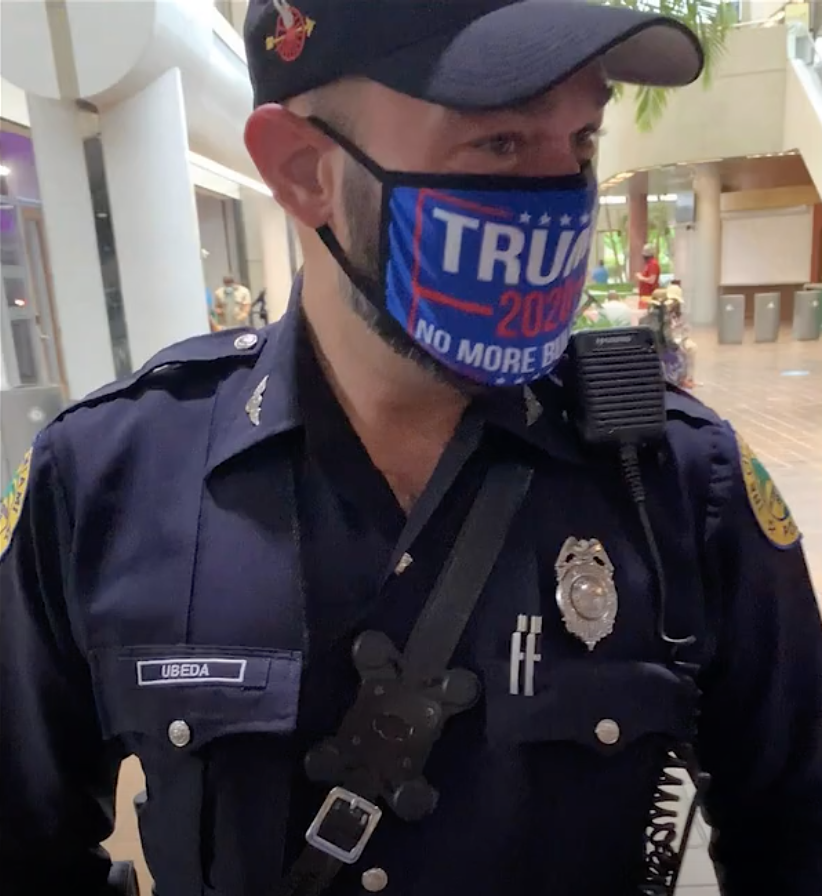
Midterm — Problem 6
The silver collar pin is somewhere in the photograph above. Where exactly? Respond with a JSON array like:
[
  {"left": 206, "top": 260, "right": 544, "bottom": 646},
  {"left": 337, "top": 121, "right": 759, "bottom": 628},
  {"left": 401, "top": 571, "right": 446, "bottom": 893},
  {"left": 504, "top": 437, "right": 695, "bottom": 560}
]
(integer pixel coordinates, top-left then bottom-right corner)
[{"left": 245, "top": 375, "right": 269, "bottom": 426}]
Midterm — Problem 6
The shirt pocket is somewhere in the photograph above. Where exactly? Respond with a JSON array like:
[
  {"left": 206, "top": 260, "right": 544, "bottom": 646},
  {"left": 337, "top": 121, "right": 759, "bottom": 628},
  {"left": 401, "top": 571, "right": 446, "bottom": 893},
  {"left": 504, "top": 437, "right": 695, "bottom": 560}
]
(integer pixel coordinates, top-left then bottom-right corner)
[
  {"left": 484, "top": 660, "right": 700, "bottom": 873},
  {"left": 89, "top": 644, "right": 302, "bottom": 896},
  {"left": 485, "top": 660, "right": 699, "bottom": 754}
]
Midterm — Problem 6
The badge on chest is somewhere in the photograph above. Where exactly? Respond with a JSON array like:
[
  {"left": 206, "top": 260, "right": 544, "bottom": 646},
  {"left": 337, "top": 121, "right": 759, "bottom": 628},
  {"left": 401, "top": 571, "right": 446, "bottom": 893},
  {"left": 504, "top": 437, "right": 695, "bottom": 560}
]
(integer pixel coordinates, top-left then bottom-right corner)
[
  {"left": 555, "top": 537, "right": 618, "bottom": 651},
  {"left": 506, "top": 537, "right": 618, "bottom": 696}
]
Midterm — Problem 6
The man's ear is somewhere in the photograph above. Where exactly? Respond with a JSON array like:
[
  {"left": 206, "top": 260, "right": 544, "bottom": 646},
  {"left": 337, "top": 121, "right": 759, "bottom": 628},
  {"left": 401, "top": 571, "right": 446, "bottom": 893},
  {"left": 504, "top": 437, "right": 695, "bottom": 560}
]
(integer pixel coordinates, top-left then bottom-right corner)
[{"left": 245, "top": 105, "right": 334, "bottom": 228}]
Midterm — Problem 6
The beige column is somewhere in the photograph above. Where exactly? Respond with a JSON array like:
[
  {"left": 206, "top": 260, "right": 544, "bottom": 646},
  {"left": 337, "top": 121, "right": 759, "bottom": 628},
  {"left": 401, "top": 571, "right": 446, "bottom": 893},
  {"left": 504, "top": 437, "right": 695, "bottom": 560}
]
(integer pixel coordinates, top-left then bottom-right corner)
[{"left": 692, "top": 164, "right": 723, "bottom": 327}]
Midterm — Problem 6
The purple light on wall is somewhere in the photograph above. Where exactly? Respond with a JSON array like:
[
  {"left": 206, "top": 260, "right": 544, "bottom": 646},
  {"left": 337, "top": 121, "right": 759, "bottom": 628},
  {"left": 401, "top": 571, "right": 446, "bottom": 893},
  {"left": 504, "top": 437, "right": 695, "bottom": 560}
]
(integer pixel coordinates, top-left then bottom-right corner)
[
  {"left": 0, "top": 128, "right": 41, "bottom": 202},
  {"left": 0, "top": 206, "right": 17, "bottom": 234}
]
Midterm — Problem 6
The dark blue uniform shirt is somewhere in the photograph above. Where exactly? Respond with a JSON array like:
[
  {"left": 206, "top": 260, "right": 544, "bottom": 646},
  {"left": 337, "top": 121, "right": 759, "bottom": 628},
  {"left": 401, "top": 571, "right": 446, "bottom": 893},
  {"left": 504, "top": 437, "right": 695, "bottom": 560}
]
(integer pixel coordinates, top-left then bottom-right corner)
[{"left": 2, "top": 290, "right": 821, "bottom": 896}]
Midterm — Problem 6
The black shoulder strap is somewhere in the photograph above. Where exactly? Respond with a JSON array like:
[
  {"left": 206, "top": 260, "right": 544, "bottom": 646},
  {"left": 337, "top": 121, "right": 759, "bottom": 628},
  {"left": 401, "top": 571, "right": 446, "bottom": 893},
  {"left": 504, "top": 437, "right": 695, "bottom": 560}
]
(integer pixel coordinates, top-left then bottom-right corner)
[
  {"left": 402, "top": 461, "right": 533, "bottom": 682},
  {"left": 279, "top": 460, "right": 533, "bottom": 896}
]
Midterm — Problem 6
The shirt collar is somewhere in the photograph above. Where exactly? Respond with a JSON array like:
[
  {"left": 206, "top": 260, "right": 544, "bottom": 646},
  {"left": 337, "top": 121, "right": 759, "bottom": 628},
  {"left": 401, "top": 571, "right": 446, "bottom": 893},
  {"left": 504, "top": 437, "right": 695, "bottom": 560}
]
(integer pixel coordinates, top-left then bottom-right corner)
[
  {"left": 205, "top": 279, "right": 304, "bottom": 476},
  {"left": 206, "top": 275, "right": 585, "bottom": 475},
  {"left": 473, "top": 378, "right": 584, "bottom": 464}
]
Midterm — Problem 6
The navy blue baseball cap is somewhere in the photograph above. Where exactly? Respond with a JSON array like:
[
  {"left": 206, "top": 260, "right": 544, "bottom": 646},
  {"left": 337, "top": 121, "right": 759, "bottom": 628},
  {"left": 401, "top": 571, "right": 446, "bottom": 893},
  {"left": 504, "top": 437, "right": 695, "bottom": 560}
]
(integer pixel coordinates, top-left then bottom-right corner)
[{"left": 245, "top": 0, "right": 704, "bottom": 109}]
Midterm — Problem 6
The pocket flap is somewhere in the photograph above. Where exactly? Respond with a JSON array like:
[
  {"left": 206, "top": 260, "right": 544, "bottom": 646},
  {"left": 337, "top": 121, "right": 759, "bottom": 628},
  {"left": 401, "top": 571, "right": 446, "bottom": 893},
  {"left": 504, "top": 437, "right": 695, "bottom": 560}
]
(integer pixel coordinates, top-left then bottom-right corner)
[
  {"left": 486, "top": 661, "right": 698, "bottom": 754},
  {"left": 89, "top": 645, "right": 302, "bottom": 748}
]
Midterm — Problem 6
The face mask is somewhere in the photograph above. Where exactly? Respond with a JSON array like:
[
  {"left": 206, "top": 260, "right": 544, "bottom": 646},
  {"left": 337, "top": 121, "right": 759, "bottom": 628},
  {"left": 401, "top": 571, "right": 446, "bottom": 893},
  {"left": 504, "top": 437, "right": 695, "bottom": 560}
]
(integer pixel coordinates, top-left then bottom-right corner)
[{"left": 312, "top": 118, "right": 598, "bottom": 387}]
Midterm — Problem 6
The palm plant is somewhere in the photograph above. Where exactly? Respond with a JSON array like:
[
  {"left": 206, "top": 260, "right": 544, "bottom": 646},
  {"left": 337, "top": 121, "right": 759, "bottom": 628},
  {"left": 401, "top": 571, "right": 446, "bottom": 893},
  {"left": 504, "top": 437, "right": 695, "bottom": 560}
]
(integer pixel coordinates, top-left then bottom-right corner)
[{"left": 596, "top": 0, "right": 738, "bottom": 131}]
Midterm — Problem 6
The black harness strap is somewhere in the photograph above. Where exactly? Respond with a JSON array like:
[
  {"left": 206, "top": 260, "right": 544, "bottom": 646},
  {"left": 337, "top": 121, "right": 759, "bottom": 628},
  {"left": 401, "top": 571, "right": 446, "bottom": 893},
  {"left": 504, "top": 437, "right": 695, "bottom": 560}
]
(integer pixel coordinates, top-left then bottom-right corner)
[{"left": 278, "top": 460, "right": 533, "bottom": 896}]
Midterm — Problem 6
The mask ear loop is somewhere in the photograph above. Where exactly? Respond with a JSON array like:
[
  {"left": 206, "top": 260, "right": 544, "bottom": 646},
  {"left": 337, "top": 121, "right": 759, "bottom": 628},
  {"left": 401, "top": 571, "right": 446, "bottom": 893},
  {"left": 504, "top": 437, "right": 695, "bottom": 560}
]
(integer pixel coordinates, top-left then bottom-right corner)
[
  {"left": 307, "top": 116, "right": 388, "bottom": 181},
  {"left": 315, "top": 222, "right": 382, "bottom": 303},
  {"left": 307, "top": 115, "right": 393, "bottom": 306}
]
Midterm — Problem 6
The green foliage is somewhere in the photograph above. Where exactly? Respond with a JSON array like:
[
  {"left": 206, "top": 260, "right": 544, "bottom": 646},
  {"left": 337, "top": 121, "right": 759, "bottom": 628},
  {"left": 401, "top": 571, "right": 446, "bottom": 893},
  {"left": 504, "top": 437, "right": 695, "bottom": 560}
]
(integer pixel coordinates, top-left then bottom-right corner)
[
  {"left": 588, "top": 283, "right": 635, "bottom": 297},
  {"left": 573, "top": 312, "right": 619, "bottom": 331},
  {"left": 595, "top": 1, "right": 736, "bottom": 130}
]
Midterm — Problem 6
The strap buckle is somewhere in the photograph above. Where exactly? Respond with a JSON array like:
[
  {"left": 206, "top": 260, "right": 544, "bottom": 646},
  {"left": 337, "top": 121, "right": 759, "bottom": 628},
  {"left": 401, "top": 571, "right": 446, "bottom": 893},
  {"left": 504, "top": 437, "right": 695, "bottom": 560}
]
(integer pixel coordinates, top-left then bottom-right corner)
[{"left": 305, "top": 787, "right": 382, "bottom": 864}]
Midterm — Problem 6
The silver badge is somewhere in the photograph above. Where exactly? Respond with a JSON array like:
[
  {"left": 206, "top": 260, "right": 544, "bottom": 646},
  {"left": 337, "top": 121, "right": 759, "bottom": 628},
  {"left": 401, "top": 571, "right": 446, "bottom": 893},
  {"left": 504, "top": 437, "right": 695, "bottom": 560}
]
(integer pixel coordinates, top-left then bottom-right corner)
[
  {"left": 555, "top": 537, "right": 617, "bottom": 650},
  {"left": 245, "top": 375, "right": 269, "bottom": 426}
]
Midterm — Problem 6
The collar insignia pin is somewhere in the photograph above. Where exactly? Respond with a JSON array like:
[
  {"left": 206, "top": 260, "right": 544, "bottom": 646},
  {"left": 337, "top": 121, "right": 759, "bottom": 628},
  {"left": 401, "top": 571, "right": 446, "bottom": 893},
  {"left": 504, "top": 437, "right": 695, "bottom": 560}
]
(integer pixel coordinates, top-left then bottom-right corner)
[
  {"left": 555, "top": 537, "right": 617, "bottom": 650},
  {"left": 245, "top": 375, "right": 269, "bottom": 427},
  {"left": 523, "top": 386, "right": 543, "bottom": 427}
]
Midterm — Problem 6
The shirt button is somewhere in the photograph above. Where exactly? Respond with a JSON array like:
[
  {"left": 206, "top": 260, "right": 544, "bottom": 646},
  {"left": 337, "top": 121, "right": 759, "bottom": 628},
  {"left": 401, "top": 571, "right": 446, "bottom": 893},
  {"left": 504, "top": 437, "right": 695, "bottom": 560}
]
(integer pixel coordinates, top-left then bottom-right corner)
[
  {"left": 234, "top": 333, "right": 258, "bottom": 350},
  {"left": 394, "top": 553, "right": 413, "bottom": 575},
  {"left": 361, "top": 867, "right": 388, "bottom": 892},
  {"left": 168, "top": 719, "right": 192, "bottom": 748},
  {"left": 594, "top": 718, "right": 620, "bottom": 745}
]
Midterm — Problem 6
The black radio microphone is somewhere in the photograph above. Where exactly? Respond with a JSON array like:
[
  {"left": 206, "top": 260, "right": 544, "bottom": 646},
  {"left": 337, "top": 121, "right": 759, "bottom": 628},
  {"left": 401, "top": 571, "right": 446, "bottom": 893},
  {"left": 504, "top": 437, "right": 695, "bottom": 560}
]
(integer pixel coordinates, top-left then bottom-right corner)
[
  {"left": 565, "top": 326, "right": 667, "bottom": 447},
  {"left": 565, "top": 325, "right": 694, "bottom": 650}
]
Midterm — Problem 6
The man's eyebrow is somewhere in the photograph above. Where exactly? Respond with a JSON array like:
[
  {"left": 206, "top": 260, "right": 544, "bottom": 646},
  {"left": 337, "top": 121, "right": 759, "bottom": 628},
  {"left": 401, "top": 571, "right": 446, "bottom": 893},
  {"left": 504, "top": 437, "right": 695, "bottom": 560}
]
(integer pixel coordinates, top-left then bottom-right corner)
[
  {"left": 598, "top": 82, "right": 616, "bottom": 108},
  {"left": 508, "top": 80, "right": 615, "bottom": 115},
  {"left": 448, "top": 79, "right": 613, "bottom": 133}
]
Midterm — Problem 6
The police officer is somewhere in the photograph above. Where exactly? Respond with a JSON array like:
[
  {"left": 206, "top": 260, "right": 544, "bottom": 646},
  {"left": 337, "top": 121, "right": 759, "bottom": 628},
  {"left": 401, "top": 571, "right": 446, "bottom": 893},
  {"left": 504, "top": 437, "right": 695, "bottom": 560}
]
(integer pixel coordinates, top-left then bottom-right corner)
[{"left": 2, "top": 2, "right": 821, "bottom": 895}]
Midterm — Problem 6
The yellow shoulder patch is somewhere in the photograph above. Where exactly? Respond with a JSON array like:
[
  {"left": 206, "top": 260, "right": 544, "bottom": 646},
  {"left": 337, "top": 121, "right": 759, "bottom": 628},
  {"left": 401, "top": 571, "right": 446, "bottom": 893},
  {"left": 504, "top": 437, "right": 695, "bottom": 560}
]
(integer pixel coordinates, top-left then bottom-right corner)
[
  {"left": 0, "top": 448, "right": 33, "bottom": 557},
  {"left": 735, "top": 432, "right": 800, "bottom": 549}
]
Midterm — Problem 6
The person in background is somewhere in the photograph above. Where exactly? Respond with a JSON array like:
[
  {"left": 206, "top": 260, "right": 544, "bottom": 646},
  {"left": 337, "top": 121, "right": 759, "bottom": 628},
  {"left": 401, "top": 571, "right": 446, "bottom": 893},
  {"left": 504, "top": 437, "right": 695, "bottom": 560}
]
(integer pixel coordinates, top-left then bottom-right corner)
[
  {"left": 206, "top": 285, "right": 220, "bottom": 333},
  {"left": 213, "top": 273, "right": 252, "bottom": 329},
  {"left": 600, "top": 289, "right": 634, "bottom": 328},
  {"left": 251, "top": 288, "right": 269, "bottom": 328},
  {"left": 591, "top": 258, "right": 609, "bottom": 285},
  {"left": 636, "top": 242, "right": 660, "bottom": 309},
  {"left": 666, "top": 279, "right": 697, "bottom": 389}
]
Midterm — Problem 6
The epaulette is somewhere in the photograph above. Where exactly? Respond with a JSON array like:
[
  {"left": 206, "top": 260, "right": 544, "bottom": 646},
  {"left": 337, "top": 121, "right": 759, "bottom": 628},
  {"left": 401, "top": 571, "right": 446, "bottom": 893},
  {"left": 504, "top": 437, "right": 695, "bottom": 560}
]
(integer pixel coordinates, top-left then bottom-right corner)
[
  {"left": 55, "top": 328, "right": 267, "bottom": 423},
  {"left": 664, "top": 383, "right": 722, "bottom": 427}
]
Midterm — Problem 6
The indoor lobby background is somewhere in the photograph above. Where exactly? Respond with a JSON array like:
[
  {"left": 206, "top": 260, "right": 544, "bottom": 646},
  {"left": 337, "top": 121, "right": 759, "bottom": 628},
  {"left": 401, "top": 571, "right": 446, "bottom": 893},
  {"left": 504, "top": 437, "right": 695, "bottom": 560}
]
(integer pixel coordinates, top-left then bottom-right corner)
[{"left": 0, "top": 2, "right": 821, "bottom": 894}]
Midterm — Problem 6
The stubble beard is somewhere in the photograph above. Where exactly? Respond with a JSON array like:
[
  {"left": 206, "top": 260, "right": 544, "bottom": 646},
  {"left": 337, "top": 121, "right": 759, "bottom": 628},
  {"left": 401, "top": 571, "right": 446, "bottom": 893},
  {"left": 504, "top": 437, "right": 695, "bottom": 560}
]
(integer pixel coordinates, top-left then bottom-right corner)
[{"left": 336, "top": 158, "right": 488, "bottom": 396}]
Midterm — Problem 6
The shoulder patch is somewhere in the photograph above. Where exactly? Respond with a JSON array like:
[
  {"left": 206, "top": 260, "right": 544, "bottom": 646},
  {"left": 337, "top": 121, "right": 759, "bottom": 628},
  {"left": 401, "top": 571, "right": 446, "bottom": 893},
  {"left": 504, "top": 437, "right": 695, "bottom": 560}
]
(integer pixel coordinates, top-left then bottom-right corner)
[
  {"left": 0, "top": 449, "right": 33, "bottom": 557},
  {"left": 735, "top": 432, "right": 800, "bottom": 549}
]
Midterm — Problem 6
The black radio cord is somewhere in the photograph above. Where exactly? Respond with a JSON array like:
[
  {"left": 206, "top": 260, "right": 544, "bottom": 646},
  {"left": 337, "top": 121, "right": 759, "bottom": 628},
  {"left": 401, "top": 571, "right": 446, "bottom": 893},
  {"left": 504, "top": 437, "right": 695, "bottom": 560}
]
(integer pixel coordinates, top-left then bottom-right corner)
[
  {"left": 619, "top": 444, "right": 695, "bottom": 650},
  {"left": 620, "top": 443, "right": 701, "bottom": 896}
]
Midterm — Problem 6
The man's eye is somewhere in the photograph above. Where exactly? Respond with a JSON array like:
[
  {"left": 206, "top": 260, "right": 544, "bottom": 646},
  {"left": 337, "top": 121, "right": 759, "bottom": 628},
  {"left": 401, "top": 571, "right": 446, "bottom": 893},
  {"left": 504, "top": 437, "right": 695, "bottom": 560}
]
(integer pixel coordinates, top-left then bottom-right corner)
[
  {"left": 473, "top": 133, "right": 524, "bottom": 157},
  {"left": 574, "top": 127, "right": 604, "bottom": 151}
]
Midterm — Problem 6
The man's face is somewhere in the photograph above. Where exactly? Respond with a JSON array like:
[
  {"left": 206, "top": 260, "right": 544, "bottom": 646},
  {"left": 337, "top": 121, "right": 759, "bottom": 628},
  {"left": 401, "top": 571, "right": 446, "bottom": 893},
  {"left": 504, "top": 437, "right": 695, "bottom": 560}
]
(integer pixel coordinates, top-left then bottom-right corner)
[
  {"left": 247, "top": 63, "right": 611, "bottom": 384},
  {"left": 331, "top": 65, "right": 610, "bottom": 381}
]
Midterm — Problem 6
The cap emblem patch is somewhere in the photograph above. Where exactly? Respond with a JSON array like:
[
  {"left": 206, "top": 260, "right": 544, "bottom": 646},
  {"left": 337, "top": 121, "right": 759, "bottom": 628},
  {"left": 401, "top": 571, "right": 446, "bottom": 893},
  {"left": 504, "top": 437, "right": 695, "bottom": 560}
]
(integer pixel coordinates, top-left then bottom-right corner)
[{"left": 266, "top": 1, "right": 316, "bottom": 63}]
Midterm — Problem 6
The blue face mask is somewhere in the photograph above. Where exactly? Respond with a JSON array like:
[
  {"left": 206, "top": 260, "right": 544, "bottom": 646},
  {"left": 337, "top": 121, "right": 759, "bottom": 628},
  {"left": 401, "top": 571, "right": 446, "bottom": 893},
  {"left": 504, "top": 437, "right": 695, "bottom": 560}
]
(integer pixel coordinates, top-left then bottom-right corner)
[{"left": 312, "top": 118, "right": 598, "bottom": 387}]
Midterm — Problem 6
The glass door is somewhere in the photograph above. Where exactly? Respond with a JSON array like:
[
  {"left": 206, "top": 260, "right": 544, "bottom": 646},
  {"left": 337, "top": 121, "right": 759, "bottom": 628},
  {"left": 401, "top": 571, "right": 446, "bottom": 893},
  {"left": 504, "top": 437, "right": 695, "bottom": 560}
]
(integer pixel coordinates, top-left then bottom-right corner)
[
  {"left": 0, "top": 203, "right": 65, "bottom": 390},
  {"left": 1, "top": 202, "right": 44, "bottom": 386},
  {"left": 21, "top": 207, "right": 65, "bottom": 390}
]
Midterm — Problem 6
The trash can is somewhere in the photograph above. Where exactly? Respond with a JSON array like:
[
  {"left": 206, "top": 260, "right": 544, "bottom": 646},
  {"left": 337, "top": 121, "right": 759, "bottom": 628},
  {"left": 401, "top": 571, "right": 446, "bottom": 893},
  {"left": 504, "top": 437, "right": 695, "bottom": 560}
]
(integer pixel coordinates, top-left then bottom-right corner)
[
  {"left": 718, "top": 294, "right": 746, "bottom": 345},
  {"left": 792, "top": 289, "right": 821, "bottom": 341},
  {"left": 754, "top": 292, "right": 781, "bottom": 343}
]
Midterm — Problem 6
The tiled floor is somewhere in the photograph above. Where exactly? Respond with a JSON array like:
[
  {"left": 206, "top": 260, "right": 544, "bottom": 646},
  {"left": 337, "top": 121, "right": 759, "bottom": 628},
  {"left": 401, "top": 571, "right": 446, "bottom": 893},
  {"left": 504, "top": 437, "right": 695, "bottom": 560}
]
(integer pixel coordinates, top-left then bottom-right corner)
[{"left": 104, "top": 327, "right": 822, "bottom": 895}]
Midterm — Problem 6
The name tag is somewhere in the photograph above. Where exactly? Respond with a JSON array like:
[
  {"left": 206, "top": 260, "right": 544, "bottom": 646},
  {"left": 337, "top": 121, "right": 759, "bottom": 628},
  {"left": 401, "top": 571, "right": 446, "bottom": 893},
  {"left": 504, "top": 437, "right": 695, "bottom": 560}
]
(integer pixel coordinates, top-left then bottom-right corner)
[{"left": 136, "top": 658, "right": 247, "bottom": 686}]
